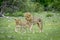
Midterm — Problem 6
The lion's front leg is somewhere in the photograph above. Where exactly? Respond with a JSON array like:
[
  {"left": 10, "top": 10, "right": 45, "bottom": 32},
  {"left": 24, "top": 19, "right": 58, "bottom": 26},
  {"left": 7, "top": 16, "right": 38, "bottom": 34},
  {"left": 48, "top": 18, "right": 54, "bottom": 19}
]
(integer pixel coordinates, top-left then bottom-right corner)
[{"left": 37, "top": 22, "right": 43, "bottom": 32}]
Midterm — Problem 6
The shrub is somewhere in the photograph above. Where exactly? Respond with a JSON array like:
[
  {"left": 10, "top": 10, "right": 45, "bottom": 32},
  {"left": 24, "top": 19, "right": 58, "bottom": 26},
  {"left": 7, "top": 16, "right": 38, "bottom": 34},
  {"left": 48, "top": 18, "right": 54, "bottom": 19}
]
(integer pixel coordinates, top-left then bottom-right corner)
[
  {"left": 4, "top": 11, "right": 24, "bottom": 17},
  {"left": 46, "top": 14, "right": 53, "bottom": 17},
  {"left": 13, "top": 11, "right": 23, "bottom": 17},
  {"left": 4, "top": 13, "right": 10, "bottom": 16}
]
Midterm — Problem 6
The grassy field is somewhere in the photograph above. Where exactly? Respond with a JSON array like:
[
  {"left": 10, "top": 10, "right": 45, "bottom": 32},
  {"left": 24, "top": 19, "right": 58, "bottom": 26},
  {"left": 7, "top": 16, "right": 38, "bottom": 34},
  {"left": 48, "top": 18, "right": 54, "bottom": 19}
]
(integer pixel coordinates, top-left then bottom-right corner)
[{"left": 0, "top": 12, "right": 60, "bottom": 40}]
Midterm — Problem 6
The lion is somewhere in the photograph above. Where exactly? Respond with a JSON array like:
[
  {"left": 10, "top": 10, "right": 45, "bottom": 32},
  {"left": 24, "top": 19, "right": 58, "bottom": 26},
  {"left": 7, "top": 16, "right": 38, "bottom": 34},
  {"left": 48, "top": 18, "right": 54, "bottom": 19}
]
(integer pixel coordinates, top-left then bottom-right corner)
[
  {"left": 24, "top": 12, "right": 43, "bottom": 32},
  {"left": 14, "top": 18, "right": 33, "bottom": 32}
]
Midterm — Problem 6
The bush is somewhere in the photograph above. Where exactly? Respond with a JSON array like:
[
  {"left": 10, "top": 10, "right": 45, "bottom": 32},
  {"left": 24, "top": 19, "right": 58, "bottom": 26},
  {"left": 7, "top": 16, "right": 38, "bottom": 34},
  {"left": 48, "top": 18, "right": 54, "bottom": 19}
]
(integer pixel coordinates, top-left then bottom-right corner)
[
  {"left": 4, "top": 11, "right": 24, "bottom": 17},
  {"left": 46, "top": 14, "right": 53, "bottom": 17},
  {"left": 4, "top": 13, "right": 10, "bottom": 16},
  {"left": 13, "top": 11, "right": 23, "bottom": 17}
]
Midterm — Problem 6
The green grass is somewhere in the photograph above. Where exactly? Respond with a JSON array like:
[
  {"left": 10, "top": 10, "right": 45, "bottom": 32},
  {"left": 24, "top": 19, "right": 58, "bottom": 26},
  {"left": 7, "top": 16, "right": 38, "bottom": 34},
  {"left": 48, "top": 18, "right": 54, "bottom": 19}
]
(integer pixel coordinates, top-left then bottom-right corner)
[{"left": 0, "top": 12, "right": 60, "bottom": 40}]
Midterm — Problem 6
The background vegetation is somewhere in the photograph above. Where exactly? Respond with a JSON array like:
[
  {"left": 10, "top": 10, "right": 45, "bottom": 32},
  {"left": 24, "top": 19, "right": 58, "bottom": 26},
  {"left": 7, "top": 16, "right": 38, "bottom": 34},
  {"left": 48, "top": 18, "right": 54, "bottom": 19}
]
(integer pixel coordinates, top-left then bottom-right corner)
[{"left": 0, "top": 0, "right": 60, "bottom": 16}]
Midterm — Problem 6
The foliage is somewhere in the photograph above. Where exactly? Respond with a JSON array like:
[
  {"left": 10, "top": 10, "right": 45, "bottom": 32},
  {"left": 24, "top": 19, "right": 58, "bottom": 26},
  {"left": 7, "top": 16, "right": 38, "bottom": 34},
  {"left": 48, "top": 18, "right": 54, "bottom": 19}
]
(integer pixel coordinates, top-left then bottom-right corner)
[
  {"left": 0, "top": 0, "right": 60, "bottom": 16},
  {"left": 46, "top": 14, "right": 53, "bottom": 17},
  {"left": 13, "top": 11, "right": 24, "bottom": 17},
  {"left": 4, "top": 11, "right": 23, "bottom": 17}
]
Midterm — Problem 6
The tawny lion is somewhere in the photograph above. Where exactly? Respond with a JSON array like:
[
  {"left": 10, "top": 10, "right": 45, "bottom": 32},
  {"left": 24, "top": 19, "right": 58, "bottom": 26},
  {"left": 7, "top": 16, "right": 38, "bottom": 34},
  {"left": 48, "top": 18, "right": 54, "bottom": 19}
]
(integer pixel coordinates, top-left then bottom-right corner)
[
  {"left": 14, "top": 18, "right": 32, "bottom": 32},
  {"left": 24, "top": 12, "right": 43, "bottom": 32}
]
